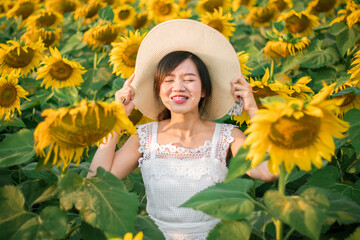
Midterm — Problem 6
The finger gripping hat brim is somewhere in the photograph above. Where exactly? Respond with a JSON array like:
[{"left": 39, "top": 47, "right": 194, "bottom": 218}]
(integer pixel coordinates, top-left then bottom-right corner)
[{"left": 131, "top": 19, "right": 240, "bottom": 121}]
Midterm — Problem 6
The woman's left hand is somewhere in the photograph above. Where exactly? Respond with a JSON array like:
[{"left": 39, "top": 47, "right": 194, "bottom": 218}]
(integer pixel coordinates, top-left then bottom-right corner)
[{"left": 230, "top": 74, "right": 258, "bottom": 118}]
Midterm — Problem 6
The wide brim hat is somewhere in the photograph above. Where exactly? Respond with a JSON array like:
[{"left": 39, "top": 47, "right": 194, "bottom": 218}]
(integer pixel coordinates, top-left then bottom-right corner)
[{"left": 131, "top": 19, "right": 241, "bottom": 121}]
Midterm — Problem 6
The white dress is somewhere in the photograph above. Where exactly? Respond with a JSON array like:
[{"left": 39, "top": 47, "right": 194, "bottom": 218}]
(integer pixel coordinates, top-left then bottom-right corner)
[{"left": 137, "top": 122, "right": 235, "bottom": 240}]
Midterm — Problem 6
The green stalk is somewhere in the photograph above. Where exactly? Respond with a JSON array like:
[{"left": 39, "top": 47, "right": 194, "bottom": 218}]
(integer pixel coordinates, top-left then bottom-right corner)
[
  {"left": 93, "top": 51, "right": 98, "bottom": 70},
  {"left": 270, "top": 59, "right": 275, "bottom": 81},
  {"left": 275, "top": 163, "right": 286, "bottom": 240}
]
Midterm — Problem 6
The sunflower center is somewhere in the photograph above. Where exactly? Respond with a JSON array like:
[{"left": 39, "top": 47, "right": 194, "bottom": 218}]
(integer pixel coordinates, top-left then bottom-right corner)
[
  {"left": 253, "top": 86, "right": 277, "bottom": 108},
  {"left": 256, "top": 7, "right": 276, "bottom": 23},
  {"left": 36, "top": 13, "right": 57, "bottom": 27},
  {"left": 118, "top": 9, "right": 130, "bottom": 20},
  {"left": 269, "top": 114, "right": 321, "bottom": 149},
  {"left": 49, "top": 106, "right": 117, "bottom": 148},
  {"left": 85, "top": 4, "right": 101, "bottom": 18},
  {"left": 312, "top": 0, "right": 336, "bottom": 13},
  {"left": 286, "top": 15, "right": 310, "bottom": 33},
  {"left": 15, "top": 2, "right": 35, "bottom": 20},
  {"left": 94, "top": 26, "right": 119, "bottom": 44},
  {"left": 5, "top": 47, "right": 34, "bottom": 68},
  {"left": 133, "top": 13, "right": 148, "bottom": 29},
  {"left": 0, "top": 4, "right": 6, "bottom": 14},
  {"left": 40, "top": 31, "right": 57, "bottom": 47},
  {"left": 122, "top": 44, "right": 139, "bottom": 67},
  {"left": 335, "top": 94, "right": 356, "bottom": 107},
  {"left": 203, "top": 0, "right": 223, "bottom": 13},
  {"left": 49, "top": 60, "right": 73, "bottom": 80},
  {"left": 240, "top": 0, "right": 251, "bottom": 6},
  {"left": 155, "top": 2, "right": 172, "bottom": 15},
  {"left": 208, "top": 19, "right": 224, "bottom": 32},
  {"left": 273, "top": 0, "right": 289, "bottom": 12},
  {"left": 0, "top": 84, "right": 17, "bottom": 107},
  {"left": 58, "top": 1, "right": 77, "bottom": 14}
]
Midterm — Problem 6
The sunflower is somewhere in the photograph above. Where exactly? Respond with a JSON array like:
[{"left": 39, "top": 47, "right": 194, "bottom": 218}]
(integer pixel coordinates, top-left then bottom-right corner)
[
  {"left": 46, "top": 0, "right": 79, "bottom": 14},
  {"left": 6, "top": 0, "right": 40, "bottom": 21},
  {"left": 177, "top": 9, "right": 193, "bottom": 19},
  {"left": 245, "top": 5, "right": 279, "bottom": 28},
  {"left": 0, "top": 72, "right": 28, "bottom": 121},
  {"left": 195, "top": 0, "right": 232, "bottom": 15},
  {"left": 330, "top": 0, "right": 360, "bottom": 28},
  {"left": 21, "top": 27, "right": 62, "bottom": 48},
  {"left": 264, "top": 35, "right": 311, "bottom": 61},
  {"left": 25, "top": 9, "right": 63, "bottom": 28},
  {"left": 269, "top": 0, "right": 293, "bottom": 12},
  {"left": 288, "top": 76, "right": 314, "bottom": 100},
  {"left": 200, "top": 8, "right": 235, "bottom": 40},
  {"left": 36, "top": 47, "right": 86, "bottom": 89},
  {"left": 232, "top": 0, "right": 255, "bottom": 12},
  {"left": 279, "top": 10, "right": 320, "bottom": 36},
  {"left": 110, "top": 30, "right": 146, "bottom": 79},
  {"left": 0, "top": 40, "right": 45, "bottom": 77},
  {"left": 74, "top": 0, "right": 105, "bottom": 23},
  {"left": 108, "top": 231, "right": 144, "bottom": 240},
  {"left": 0, "top": 1, "right": 11, "bottom": 18},
  {"left": 147, "top": 0, "right": 179, "bottom": 23},
  {"left": 34, "top": 100, "right": 136, "bottom": 170},
  {"left": 83, "top": 23, "right": 123, "bottom": 50},
  {"left": 178, "top": 0, "right": 192, "bottom": 9},
  {"left": 114, "top": 4, "right": 137, "bottom": 27},
  {"left": 237, "top": 51, "right": 252, "bottom": 77},
  {"left": 307, "top": 0, "right": 340, "bottom": 14},
  {"left": 349, "top": 49, "right": 360, "bottom": 81},
  {"left": 244, "top": 92, "right": 349, "bottom": 174},
  {"left": 330, "top": 80, "right": 360, "bottom": 117},
  {"left": 131, "top": 12, "right": 150, "bottom": 30}
]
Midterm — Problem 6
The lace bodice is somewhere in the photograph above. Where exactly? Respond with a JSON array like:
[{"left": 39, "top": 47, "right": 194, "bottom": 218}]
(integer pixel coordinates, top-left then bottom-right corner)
[{"left": 137, "top": 122, "right": 235, "bottom": 240}]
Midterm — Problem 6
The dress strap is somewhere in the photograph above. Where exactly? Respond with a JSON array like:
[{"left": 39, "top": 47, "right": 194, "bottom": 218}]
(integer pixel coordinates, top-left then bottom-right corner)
[
  {"left": 213, "top": 124, "right": 235, "bottom": 162},
  {"left": 137, "top": 122, "right": 156, "bottom": 166},
  {"left": 150, "top": 122, "right": 158, "bottom": 159}
]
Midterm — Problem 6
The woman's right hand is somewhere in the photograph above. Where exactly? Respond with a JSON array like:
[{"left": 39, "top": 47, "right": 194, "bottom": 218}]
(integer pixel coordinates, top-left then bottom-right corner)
[{"left": 115, "top": 73, "right": 135, "bottom": 116}]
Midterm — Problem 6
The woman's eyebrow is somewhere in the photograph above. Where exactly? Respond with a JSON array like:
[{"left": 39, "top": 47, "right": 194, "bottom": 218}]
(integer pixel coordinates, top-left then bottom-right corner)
[{"left": 165, "top": 73, "right": 197, "bottom": 77}]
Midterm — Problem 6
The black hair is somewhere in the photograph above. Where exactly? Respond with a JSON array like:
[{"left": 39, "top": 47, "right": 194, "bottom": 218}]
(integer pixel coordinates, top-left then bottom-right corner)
[{"left": 154, "top": 51, "right": 212, "bottom": 120}]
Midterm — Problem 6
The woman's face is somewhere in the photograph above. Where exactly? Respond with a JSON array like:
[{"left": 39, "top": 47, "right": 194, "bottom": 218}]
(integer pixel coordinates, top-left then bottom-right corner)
[{"left": 159, "top": 58, "right": 205, "bottom": 116}]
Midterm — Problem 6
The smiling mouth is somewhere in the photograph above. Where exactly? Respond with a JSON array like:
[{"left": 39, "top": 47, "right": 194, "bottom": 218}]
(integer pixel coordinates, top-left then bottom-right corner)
[{"left": 171, "top": 96, "right": 188, "bottom": 103}]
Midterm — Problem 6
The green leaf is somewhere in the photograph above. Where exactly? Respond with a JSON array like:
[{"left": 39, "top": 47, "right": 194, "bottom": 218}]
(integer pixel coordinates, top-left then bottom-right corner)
[
  {"left": 328, "top": 22, "right": 347, "bottom": 36},
  {"left": 246, "top": 211, "right": 272, "bottom": 240},
  {"left": 337, "top": 27, "right": 360, "bottom": 56},
  {"left": 53, "top": 86, "right": 79, "bottom": 104},
  {"left": 0, "top": 129, "right": 35, "bottom": 167},
  {"left": 207, "top": 220, "right": 252, "bottom": 240},
  {"left": 331, "top": 86, "right": 360, "bottom": 98},
  {"left": 273, "top": 21, "right": 285, "bottom": 33},
  {"left": 135, "top": 215, "right": 165, "bottom": 240},
  {"left": 181, "top": 179, "right": 254, "bottom": 220},
  {"left": 98, "top": 6, "right": 114, "bottom": 21},
  {"left": 225, "top": 146, "right": 251, "bottom": 182},
  {"left": 58, "top": 168, "right": 139, "bottom": 236},
  {"left": 300, "top": 47, "right": 339, "bottom": 69},
  {"left": 112, "top": 77, "right": 127, "bottom": 91},
  {"left": 0, "top": 185, "right": 35, "bottom": 239},
  {"left": 80, "top": 222, "right": 107, "bottom": 240},
  {"left": 20, "top": 181, "right": 57, "bottom": 207},
  {"left": 81, "top": 67, "right": 113, "bottom": 99},
  {"left": 0, "top": 117, "right": 26, "bottom": 128},
  {"left": 11, "top": 206, "right": 67, "bottom": 240},
  {"left": 346, "top": 227, "right": 360, "bottom": 240},
  {"left": 61, "top": 33, "right": 87, "bottom": 54},
  {"left": 344, "top": 109, "right": 360, "bottom": 156},
  {"left": 264, "top": 188, "right": 330, "bottom": 240}
]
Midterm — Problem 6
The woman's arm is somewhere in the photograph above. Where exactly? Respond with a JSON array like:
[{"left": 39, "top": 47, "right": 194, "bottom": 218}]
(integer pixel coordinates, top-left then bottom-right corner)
[{"left": 87, "top": 74, "right": 139, "bottom": 179}]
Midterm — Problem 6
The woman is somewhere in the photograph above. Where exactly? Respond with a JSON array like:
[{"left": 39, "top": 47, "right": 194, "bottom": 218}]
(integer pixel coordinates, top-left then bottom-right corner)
[{"left": 88, "top": 20, "right": 277, "bottom": 240}]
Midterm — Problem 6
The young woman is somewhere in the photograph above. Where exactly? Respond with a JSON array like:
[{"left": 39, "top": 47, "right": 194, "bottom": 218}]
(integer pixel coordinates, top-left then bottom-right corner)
[{"left": 88, "top": 20, "right": 277, "bottom": 240}]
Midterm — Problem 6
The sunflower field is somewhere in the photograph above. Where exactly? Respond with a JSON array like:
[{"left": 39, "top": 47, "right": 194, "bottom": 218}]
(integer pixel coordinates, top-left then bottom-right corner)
[{"left": 1, "top": 0, "right": 360, "bottom": 239}]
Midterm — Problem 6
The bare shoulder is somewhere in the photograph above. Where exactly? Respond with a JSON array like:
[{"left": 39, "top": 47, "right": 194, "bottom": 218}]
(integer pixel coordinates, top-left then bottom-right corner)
[
  {"left": 229, "top": 125, "right": 246, "bottom": 140},
  {"left": 228, "top": 125, "right": 246, "bottom": 155}
]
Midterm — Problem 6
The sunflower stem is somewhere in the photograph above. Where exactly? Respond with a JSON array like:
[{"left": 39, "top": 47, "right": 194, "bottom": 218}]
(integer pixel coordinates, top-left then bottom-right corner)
[
  {"left": 275, "top": 163, "right": 286, "bottom": 240},
  {"left": 93, "top": 51, "right": 98, "bottom": 70},
  {"left": 270, "top": 59, "right": 274, "bottom": 81}
]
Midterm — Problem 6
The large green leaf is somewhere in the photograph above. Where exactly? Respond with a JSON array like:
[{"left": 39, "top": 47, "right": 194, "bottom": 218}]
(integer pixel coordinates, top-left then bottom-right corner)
[
  {"left": 20, "top": 180, "right": 57, "bottom": 208},
  {"left": 0, "top": 117, "right": 26, "bottom": 128},
  {"left": 98, "top": 6, "right": 114, "bottom": 21},
  {"left": 53, "top": 86, "right": 79, "bottom": 105},
  {"left": 135, "top": 215, "right": 165, "bottom": 240},
  {"left": 346, "top": 227, "right": 360, "bottom": 240},
  {"left": 344, "top": 109, "right": 360, "bottom": 156},
  {"left": 58, "top": 168, "right": 139, "bottom": 236},
  {"left": 299, "top": 47, "right": 339, "bottom": 69},
  {"left": 207, "top": 220, "right": 252, "bottom": 240},
  {"left": 330, "top": 86, "right": 360, "bottom": 98},
  {"left": 264, "top": 188, "right": 330, "bottom": 240},
  {"left": 337, "top": 27, "right": 360, "bottom": 56},
  {"left": 10, "top": 206, "right": 67, "bottom": 240},
  {"left": 60, "top": 33, "right": 87, "bottom": 54},
  {"left": 20, "top": 89, "right": 53, "bottom": 111},
  {"left": 0, "top": 185, "right": 67, "bottom": 240},
  {"left": 181, "top": 179, "right": 254, "bottom": 220},
  {"left": 81, "top": 67, "right": 113, "bottom": 99},
  {"left": 305, "top": 166, "right": 360, "bottom": 205},
  {"left": 246, "top": 211, "right": 272, "bottom": 240},
  {"left": 225, "top": 146, "right": 251, "bottom": 182},
  {"left": 80, "top": 222, "right": 107, "bottom": 240},
  {"left": 0, "top": 129, "right": 35, "bottom": 167}
]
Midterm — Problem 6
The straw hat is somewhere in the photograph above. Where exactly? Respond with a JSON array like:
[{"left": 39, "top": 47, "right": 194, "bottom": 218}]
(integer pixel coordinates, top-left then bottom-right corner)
[{"left": 131, "top": 19, "right": 241, "bottom": 120}]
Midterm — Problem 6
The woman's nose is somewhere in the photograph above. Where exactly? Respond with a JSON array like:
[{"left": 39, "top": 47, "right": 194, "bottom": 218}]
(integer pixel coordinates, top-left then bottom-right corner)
[{"left": 172, "top": 79, "right": 185, "bottom": 91}]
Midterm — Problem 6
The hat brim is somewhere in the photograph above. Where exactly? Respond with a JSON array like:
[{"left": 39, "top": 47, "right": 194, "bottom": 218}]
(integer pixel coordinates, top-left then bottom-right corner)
[{"left": 131, "top": 19, "right": 240, "bottom": 121}]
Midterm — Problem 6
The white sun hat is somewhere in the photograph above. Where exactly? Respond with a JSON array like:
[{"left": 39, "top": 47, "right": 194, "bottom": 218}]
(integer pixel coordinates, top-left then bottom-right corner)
[{"left": 131, "top": 19, "right": 241, "bottom": 121}]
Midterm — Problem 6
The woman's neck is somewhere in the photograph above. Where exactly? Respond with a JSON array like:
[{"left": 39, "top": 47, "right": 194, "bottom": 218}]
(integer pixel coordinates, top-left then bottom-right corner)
[{"left": 163, "top": 112, "right": 206, "bottom": 138}]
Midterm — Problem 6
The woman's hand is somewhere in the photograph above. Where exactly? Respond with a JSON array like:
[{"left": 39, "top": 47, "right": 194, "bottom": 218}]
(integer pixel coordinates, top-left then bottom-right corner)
[
  {"left": 115, "top": 73, "right": 135, "bottom": 116},
  {"left": 230, "top": 74, "right": 258, "bottom": 118}
]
